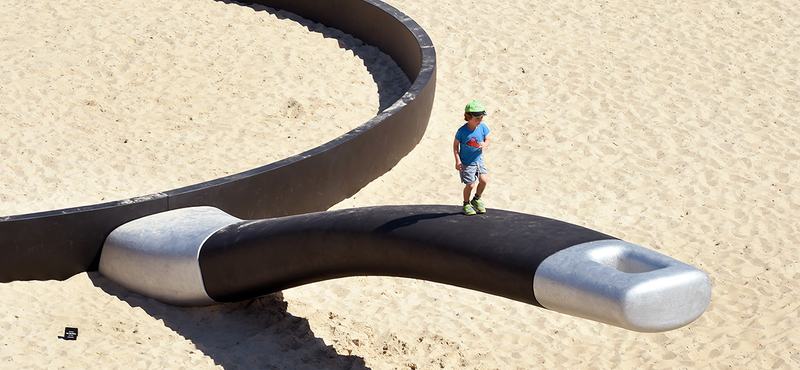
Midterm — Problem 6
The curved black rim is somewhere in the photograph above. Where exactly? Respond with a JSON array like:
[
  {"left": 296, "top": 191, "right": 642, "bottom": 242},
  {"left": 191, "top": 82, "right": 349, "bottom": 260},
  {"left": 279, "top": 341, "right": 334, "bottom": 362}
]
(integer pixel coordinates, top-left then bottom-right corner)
[{"left": 0, "top": 0, "right": 437, "bottom": 282}]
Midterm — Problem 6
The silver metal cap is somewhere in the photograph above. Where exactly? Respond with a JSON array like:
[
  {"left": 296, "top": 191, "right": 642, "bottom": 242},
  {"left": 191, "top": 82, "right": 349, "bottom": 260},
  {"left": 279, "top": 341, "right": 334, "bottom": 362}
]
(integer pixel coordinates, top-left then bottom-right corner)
[
  {"left": 533, "top": 239, "right": 711, "bottom": 332},
  {"left": 99, "top": 206, "right": 241, "bottom": 306}
]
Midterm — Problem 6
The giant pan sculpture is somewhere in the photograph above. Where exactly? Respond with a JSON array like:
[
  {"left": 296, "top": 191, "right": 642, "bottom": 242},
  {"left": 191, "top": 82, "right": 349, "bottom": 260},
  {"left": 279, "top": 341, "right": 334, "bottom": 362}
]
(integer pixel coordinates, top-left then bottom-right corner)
[
  {"left": 100, "top": 206, "right": 711, "bottom": 332},
  {"left": 0, "top": 0, "right": 710, "bottom": 333}
]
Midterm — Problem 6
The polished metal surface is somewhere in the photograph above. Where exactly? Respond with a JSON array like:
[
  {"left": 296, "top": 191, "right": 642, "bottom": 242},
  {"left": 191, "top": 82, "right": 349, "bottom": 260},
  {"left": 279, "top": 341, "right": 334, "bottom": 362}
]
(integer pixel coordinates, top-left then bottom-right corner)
[
  {"left": 533, "top": 239, "right": 711, "bottom": 332},
  {"left": 99, "top": 207, "right": 241, "bottom": 306}
]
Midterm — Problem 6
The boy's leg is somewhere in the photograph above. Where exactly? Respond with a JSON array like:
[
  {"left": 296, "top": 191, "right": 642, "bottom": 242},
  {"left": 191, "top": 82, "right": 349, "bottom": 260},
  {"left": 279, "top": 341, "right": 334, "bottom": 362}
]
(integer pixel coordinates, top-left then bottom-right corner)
[
  {"left": 463, "top": 182, "right": 475, "bottom": 203},
  {"left": 471, "top": 174, "right": 488, "bottom": 214},
  {"left": 460, "top": 163, "right": 478, "bottom": 203},
  {"left": 475, "top": 174, "right": 488, "bottom": 197},
  {"left": 460, "top": 163, "right": 479, "bottom": 215},
  {"left": 462, "top": 183, "right": 477, "bottom": 215}
]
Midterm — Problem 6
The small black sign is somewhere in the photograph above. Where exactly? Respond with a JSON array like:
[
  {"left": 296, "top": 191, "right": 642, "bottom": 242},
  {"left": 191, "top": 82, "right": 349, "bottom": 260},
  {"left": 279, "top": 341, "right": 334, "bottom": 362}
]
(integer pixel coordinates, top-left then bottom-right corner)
[{"left": 61, "top": 327, "right": 78, "bottom": 341}]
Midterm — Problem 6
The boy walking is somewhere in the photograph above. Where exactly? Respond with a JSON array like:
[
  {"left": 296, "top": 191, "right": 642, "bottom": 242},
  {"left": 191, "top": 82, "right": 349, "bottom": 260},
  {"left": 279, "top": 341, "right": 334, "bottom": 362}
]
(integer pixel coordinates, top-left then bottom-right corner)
[{"left": 453, "top": 100, "right": 491, "bottom": 215}]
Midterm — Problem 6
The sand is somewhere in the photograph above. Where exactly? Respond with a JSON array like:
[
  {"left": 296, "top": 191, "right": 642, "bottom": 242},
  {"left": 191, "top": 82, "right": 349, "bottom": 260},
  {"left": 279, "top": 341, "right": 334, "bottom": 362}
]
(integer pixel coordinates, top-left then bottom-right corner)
[
  {"left": 0, "top": 0, "right": 408, "bottom": 216},
  {"left": 1, "top": 0, "right": 800, "bottom": 368}
]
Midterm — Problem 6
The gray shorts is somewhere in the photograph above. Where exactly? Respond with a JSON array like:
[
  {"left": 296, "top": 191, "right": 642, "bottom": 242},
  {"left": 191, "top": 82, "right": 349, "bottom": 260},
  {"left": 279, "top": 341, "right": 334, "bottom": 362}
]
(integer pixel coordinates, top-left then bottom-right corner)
[{"left": 460, "top": 157, "right": 488, "bottom": 184}]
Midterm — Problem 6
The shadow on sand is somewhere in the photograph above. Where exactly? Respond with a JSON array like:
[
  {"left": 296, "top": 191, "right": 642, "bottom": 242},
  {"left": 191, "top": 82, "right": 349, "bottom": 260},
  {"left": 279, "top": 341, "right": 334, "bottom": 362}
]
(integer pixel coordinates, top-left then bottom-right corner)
[
  {"left": 83, "top": 2, "right": 412, "bottom": 368},
  {"left": 89, "top": 272, "right": 370, "bottom": 370},
  {"left": 226, "top": 0, "right": 411, "bottom": 112}
]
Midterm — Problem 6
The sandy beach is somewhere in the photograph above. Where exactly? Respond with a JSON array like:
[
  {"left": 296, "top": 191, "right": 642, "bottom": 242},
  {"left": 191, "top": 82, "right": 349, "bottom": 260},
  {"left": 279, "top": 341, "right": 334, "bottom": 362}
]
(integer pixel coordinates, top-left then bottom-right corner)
[
  {"left": 0, "top": 0, "right": 408, "bottom": 216},
  {"left": 2, "top": 0, "right": 800, "bottom": 368}
]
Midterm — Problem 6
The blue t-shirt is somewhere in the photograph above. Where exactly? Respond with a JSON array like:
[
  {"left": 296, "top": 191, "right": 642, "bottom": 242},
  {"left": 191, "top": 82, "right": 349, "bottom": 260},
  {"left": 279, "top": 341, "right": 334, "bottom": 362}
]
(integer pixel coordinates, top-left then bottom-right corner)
[{"left": 455, "top": 122, "right": 490, "bottom": 165}]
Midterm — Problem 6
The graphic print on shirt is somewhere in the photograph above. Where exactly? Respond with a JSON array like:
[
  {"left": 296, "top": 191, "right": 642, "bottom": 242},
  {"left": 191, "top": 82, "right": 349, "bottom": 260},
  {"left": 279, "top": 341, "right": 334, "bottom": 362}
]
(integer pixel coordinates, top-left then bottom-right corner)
[{"left": 456, "top": 122, "right": 490, "bottom": 165}]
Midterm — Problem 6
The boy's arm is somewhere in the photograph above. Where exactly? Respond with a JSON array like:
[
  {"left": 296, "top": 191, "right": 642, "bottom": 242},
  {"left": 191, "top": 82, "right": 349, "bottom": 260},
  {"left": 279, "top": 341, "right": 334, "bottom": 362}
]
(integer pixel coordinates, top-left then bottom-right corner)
[
  {"left": 479, "top": 134, "right": 490, "bottom": 150},
  {"left": 453, "top": 138, "right": 463, "bottom": 170}
]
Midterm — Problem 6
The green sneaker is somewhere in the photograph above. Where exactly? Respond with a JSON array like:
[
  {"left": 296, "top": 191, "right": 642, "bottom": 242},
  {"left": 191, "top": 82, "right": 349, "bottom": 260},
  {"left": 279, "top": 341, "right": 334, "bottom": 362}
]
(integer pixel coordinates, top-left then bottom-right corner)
[
  {"left": 462, "top": 203, "right": 477, "bottom": 216},
  {"left": 471, "top": 198, "right": 486, "bottom": 214}
]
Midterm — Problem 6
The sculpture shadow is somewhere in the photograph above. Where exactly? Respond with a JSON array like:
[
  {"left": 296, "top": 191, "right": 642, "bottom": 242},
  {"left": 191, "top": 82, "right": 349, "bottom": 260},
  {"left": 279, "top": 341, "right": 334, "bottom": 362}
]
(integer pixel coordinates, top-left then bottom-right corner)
[
  {"left": 373, "top": 212, "right": 458, "bottom": 234},
  {"left": 228, "top": 0, "right": 410, "bottom": 111},
  {"left": 89, "top": 272, "right": 370, "bottom": 370}
]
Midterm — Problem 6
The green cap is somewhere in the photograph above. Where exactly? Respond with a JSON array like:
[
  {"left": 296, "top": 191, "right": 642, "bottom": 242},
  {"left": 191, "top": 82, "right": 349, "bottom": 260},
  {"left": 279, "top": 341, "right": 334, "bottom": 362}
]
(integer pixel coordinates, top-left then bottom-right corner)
[{"left": 465, "top": 100, "right": 487, "bottom": 116}]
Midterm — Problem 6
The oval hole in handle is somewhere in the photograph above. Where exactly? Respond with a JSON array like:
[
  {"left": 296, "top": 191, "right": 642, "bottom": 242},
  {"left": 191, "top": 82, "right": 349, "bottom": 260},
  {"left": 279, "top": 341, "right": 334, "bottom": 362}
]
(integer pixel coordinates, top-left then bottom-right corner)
[{"left": 586, "top": 245, "right": 669, "bottom": 274}]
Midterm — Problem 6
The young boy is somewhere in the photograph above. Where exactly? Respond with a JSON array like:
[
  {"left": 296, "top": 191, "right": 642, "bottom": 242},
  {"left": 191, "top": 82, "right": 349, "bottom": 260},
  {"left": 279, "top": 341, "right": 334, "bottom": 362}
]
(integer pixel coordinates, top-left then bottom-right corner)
[{"left": 453, "top": 100, "right": 491, "bottom": 215}]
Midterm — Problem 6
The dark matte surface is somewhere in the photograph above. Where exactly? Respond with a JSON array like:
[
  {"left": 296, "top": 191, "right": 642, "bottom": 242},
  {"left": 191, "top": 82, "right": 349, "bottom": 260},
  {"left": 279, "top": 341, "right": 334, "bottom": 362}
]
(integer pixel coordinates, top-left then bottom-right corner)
[
  {"left": 199, "top": 205, "right": 615, "bottom": 306},
  {"left": 0, "top": 0, "right": 436, "bottom": 282},
  {"left": 0, "top": 197, "right": 170, "bottom": 282}
]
